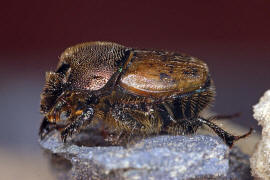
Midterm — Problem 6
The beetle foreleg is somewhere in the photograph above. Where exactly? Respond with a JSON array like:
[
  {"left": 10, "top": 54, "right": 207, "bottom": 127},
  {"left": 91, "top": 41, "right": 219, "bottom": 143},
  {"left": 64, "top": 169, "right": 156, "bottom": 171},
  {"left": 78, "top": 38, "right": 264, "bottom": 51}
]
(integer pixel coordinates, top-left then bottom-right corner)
[{"left": 60, "top": 107, "right": 94, "bottom": 142}]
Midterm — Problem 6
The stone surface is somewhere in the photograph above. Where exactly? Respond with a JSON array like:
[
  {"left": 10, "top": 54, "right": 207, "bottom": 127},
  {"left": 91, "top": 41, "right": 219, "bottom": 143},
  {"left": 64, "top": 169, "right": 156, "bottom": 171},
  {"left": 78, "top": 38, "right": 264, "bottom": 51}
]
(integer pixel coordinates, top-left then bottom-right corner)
[
  {"left": 40, "top": 131, "right": 252, "bottom": 180},
  {"left": 228, "top": 147, "right": 252, "bottom": 180},
  {"left": 250, "top": 90, "right": 270, "bottom": 180}
]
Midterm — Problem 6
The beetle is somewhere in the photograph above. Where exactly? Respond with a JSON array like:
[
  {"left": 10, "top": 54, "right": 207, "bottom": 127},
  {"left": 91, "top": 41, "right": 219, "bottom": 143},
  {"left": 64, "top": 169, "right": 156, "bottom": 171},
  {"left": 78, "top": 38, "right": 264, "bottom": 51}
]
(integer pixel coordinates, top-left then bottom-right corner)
[{"left": 39, "top": 41, "right": 252, "bottom": 147}]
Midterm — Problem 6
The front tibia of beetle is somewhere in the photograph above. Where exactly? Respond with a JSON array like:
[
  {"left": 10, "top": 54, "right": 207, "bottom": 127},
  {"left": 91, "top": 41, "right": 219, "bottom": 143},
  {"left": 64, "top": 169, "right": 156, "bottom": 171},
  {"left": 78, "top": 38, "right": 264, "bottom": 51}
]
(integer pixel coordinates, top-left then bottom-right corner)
[{"left": 39, "top": 91, "right": 95, "bottom": 142}]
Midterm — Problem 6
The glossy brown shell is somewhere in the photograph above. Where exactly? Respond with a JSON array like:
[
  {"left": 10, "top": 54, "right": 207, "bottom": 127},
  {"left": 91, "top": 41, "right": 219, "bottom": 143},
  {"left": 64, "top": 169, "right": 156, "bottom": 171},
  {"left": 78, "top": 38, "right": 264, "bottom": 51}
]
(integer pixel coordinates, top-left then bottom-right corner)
[{"left": 120, "top": 50, "right": 209, "bottom": 97}]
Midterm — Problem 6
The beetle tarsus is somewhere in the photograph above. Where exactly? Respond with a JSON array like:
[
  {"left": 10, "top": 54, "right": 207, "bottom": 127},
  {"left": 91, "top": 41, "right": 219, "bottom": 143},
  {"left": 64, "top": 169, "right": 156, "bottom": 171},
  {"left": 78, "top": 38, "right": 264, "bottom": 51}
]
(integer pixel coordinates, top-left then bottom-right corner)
[{"left": 39, "top": 117, "right": 56, "bottom": 140}]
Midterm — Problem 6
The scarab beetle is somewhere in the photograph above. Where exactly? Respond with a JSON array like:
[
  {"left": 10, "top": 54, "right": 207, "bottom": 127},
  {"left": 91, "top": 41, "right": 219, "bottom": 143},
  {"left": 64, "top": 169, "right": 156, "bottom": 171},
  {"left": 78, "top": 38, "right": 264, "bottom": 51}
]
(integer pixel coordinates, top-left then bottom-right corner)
[{"left": 39, "top": 41, "right": 252, "bottom": 147}]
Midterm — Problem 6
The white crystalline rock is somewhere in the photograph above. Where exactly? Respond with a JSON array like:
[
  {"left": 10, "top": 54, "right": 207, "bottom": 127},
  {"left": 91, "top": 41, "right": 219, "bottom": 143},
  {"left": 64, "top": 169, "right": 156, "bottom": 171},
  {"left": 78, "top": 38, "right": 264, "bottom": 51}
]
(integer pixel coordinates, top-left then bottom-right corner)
[{"left": 250, "top": 90, "right": 270, "bottom": 180}]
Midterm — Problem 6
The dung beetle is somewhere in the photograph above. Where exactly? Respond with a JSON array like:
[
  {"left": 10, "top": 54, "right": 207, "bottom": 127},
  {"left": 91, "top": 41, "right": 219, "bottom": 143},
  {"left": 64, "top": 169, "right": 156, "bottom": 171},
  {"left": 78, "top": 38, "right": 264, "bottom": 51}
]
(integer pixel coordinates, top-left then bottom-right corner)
[{"left": 39, "top": 41, "right": 252, "bottom": 147}]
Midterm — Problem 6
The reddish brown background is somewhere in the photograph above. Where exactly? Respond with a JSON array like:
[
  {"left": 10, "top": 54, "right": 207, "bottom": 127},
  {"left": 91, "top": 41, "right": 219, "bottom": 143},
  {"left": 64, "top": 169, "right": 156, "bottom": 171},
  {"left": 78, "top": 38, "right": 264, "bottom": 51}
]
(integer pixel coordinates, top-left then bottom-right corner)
[{"left": 0, "top": 0, "right": 269, "bottom": 155}]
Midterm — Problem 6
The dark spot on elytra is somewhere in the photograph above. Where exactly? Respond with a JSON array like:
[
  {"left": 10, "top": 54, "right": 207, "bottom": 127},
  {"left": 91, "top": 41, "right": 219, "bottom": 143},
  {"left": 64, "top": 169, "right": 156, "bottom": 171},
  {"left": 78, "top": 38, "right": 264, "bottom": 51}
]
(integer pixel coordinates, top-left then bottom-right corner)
[{"left": 160, "top": 73, "right": 171, "bottom": 80}]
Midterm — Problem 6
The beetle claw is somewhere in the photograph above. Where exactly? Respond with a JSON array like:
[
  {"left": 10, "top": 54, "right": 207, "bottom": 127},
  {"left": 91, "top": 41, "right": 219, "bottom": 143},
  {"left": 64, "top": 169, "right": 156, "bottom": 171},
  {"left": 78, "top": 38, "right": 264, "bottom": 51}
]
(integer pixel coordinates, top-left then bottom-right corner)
[
  {"left": 61, "top": 131, "right": 68, "bottom": 143},
  {"left": 39, "top": 117, "right": 56, "bottom": 140}
]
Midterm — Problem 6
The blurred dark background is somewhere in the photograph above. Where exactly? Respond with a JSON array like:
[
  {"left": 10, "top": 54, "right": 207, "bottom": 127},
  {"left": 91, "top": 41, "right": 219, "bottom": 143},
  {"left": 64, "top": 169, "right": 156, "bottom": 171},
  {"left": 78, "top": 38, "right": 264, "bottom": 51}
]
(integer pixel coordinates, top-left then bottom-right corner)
[{"left": 0, "top": 0, "right": 269, "bottom": 178}]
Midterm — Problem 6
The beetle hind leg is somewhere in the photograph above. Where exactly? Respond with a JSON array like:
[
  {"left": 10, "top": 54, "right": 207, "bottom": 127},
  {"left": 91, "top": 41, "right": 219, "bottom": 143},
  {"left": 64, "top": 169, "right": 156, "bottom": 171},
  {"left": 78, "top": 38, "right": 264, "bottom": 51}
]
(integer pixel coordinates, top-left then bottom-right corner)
[
  {"left": 164, "top": 119, "right": 202, "bottom": 135},
  {"left": 197, "top": 117, "right": 252, "bottom": 147},
  {"left": 208, "top": 112, "right": 241, "bottom": 121}
]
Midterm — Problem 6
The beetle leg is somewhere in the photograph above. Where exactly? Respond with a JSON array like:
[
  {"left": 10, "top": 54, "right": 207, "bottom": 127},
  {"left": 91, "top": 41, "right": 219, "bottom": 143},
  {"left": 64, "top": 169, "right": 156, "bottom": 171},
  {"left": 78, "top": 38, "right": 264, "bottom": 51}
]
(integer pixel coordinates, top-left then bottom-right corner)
[
  {"left": 60, "top": 120, "right": 79, "bottom": 143},
  {"left": 157, "top": 103, "right": 199, "bottom": 135},
  {"left": 45, "top": 93, "right": 72, "bottom": 122},
  {"left": 39, "top": 94, "right": 71, "bottom": 140},
  {"left": 60, "top": 107, "right": 94, "bottom": 142},
  {"left": 164, "top": 119, "right": 202, "bottom": 135},
  {"left": 41, "top": 90, "right": 93, "bottom": 140},
  {"left": 197, "top": 117, "right": 252, "bottom": 147},
  {"left": 162, "top": 102, "right": 177, "bottom": 123},
  {"left": 39, "top": 117, "right": 56, "bottom": 140},
  {"left": 208, "top": 112, "right": 241, "bottom": 121}
]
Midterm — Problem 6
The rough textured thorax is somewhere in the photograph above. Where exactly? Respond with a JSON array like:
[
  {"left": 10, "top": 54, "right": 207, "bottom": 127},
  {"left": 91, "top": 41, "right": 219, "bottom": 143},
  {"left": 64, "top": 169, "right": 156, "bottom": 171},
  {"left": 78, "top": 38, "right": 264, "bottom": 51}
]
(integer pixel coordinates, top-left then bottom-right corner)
[{"left": 58, "top": 42, "right": 129, "bottom": 91}]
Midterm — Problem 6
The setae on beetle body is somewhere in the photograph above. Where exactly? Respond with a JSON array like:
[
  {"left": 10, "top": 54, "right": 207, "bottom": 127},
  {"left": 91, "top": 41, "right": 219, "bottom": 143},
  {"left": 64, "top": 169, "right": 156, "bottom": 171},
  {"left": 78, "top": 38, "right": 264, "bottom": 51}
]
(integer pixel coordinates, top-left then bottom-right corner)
[{"left": 39, "top": 42, "right": 251, "bottom": 147}]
